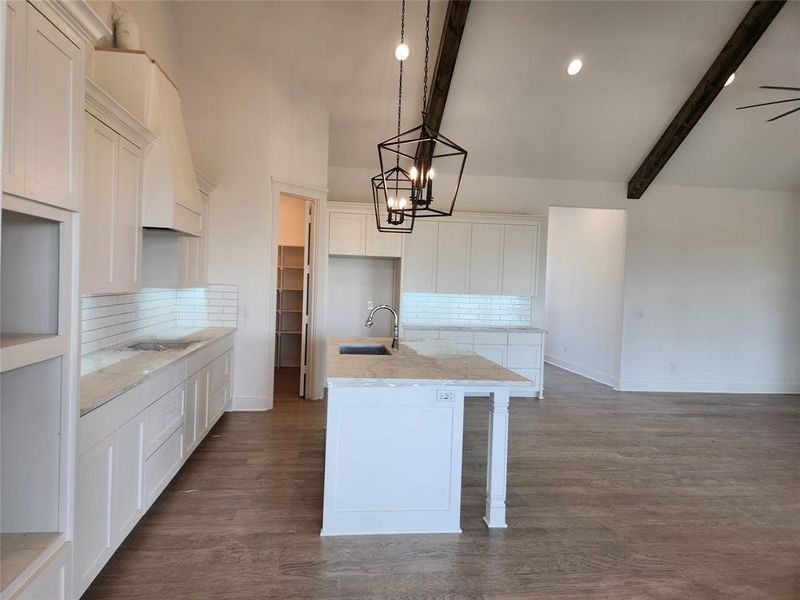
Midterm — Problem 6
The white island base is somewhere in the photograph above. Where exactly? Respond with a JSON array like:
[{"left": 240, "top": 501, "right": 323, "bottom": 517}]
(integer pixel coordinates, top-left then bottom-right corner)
[{"left": 322, "top": 338, "right": 525, "bottom": 536}]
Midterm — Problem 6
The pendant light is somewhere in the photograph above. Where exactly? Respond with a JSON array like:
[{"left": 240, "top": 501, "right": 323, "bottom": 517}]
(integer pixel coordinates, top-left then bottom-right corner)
[
  {"left": 372, "top": 0, "right": 416, "bottom": 233},
  {"left": 377, "top": 0, "right": 467, "bottom": 220}
]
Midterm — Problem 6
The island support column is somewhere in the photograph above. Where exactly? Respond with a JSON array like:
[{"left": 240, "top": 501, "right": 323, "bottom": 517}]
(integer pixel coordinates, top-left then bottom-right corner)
[{"left": 483, "top": 388, "right": 510, "bottom": 528}]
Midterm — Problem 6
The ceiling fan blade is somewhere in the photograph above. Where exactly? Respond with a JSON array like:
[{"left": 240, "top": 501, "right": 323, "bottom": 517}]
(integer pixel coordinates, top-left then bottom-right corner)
[
  {"left": 766, "top": 105, "right": 800, "bottom": 122},
  {"left": 759, "top": 85, "right": 800, "bottom": 91},
  {"left": 737, "top": 97, "right": 800, "bottom": 110}
]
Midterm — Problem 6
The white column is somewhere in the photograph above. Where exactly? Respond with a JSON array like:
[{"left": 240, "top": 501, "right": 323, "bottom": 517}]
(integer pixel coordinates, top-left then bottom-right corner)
[{"left": 483, "top": 387, "right": 510, "bottom": 528}]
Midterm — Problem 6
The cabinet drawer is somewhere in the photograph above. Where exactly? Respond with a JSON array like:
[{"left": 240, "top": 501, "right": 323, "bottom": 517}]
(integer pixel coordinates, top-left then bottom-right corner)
[
  {"left": 509, "top": 367, "right": 540, "bottom": 387},
  {"left": 473, "top": 331, "right": 508, "bottom": 345},
  {"left": 144, "top": 385, "right": 185, "bottom": 457},
  {"left": 507, "top": 345, "right": 540, "bottom": 369},
  {"left": 207, "top": 381, "right": 228, "bottom": 428},
  {"left": 508, "top": 332, "right": 543, "bottom": 346},
  {"left": 473, "top": 344, "right": 506, "bottom": 367},
  {"left": 144, "top": 426, "right": 184, "bottom": 506},
  {"left": 438, "top": 330, "right": 474, "bottom": 345},
  {"left": 208, "top": 351, "right": 231, "bottom": 392}
]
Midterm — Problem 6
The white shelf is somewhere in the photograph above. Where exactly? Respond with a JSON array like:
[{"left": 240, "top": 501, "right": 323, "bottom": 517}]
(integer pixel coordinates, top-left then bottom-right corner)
[
  {"left": 0, "top": 532, "right": 63, "bottom": 596},
  {"left": 0, "top": 334, "right": 66, "bottom": 373}
]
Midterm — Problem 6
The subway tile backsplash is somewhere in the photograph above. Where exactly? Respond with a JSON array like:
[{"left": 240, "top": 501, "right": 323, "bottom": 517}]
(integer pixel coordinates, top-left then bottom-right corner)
[
  {"left": 81, "top": 284, "right": 238, "bottom": 355},
  {"left": 402, "top": 293, "right": 532, "bottom": 328}
]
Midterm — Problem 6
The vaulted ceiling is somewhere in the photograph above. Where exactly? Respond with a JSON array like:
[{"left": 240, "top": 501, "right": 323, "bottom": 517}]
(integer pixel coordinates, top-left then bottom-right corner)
[{"left": 173, "top": 0, "right": 800, "bottom": 193}]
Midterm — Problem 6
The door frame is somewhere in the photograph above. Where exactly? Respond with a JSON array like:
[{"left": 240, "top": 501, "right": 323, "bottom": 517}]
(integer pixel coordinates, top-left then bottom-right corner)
[{"left": 267, "top": 178, "right": 328, "bottom": 402}]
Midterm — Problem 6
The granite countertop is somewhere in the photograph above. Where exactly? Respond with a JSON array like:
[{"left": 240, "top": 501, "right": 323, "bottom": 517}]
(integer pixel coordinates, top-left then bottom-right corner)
[
  {"left": 80, "top": 327, "right": 236, "bottom": 416},
  {"left": 327, "top": 337, "right": 531, "bottom": 388},
  {"left": 403, "top": 325, "right": 546, "bottom": 334}
]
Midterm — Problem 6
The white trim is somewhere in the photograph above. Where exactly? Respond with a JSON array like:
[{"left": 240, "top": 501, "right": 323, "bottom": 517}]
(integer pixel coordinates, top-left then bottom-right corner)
[
  {"left": 85, "top": 79, "right": 155, "bottom": 149},
  {"left": 194, "top": 168, "right": 215, "bottom": 194},
  {"left": 544, "top": 354, "right": 619, "bottom": 389},
  {"left": 267, "top": 178, "right": 329, "bottom": 404},
  {"left": 616, "top": 379, "right": 800, "bottom": 395},
  {"left": 38, "top": 0, "right": 111, "bottom": 43}
]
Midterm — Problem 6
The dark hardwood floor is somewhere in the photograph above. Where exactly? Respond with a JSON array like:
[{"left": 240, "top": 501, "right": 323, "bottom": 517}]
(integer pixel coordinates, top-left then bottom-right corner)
[{"left": 83, "top": 366, "right": 800, "bottom": 599}]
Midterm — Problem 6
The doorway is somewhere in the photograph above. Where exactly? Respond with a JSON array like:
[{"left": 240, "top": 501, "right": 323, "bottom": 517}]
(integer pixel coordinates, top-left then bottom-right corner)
[{"left": 274, "top": 194, "right": 314, "bottom": 398}]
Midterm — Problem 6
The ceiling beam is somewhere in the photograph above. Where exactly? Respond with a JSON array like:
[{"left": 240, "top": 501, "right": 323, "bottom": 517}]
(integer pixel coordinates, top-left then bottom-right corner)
[
  {"left": 425, "top": 0, "right": 470, "bottom": 132},
  {"left": 627, "top": 0, "right": 786, "bottom": 199}
]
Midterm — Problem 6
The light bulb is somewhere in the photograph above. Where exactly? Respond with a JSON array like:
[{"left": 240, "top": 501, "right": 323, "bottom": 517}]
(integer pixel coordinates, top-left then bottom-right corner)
[
  {"left": 567, "top": 58, "right": 583, "bottom": 76},
  {"left": 395, "top": 43, "right": 409, "bottom": 62},
  {"left": 409, "top": 166, "right": 418, "bottom": 180},
  {"left": 724, "top": 73, "right": 735, "bottom": 87},
  {"left": 387, "top": 197, "right": 395, "bottom": 209},
  {"left": 428, "top": 167, "right": 435, "bottom": 180},
  {"left": 399, "top": 197, "right": 408, "bottom": 209}
]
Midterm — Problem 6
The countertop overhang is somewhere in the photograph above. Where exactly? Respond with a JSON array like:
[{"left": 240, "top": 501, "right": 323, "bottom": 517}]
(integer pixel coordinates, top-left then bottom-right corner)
[
  {"left": 327, "top": 337, "right": 532, "bottom": 388},
  {"left": 80, "top": 327, "right": 236, "bottom": 416}
]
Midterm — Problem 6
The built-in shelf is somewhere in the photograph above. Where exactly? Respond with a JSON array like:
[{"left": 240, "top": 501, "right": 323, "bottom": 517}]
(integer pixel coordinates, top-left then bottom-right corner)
[
  {"left": 0, "top": 532, "right": 63, "bottom": 594},
  {"left": 277, "top": 309, "right": 302, "bottom": 313},
  {"left": 278, "top": 266, "right": 304, "bottom": 270},
  {"left": 277, "top": 331, "right": 302, "bottom": 335},
  {"left": 0, "top": 334, "right": 67, "bottom": 373}
]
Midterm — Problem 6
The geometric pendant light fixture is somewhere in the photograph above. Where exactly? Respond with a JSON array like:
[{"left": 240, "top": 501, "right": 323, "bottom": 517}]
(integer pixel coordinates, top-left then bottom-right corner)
[
  {"left": 372, "top": 0, "right": 416, "bottom": 233},
  {"left": 377, "top": 0, "right": 467, "bottom": 222}
]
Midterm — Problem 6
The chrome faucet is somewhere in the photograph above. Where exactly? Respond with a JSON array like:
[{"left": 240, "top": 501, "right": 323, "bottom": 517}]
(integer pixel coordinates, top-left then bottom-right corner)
[{"left": 364, "top": 304, "right": 400, "bottom": 350}]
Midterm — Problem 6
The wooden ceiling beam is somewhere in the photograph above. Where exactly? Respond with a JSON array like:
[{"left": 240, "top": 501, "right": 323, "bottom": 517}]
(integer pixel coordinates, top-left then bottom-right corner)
[{"left": 627, "top": 0, "right": 786, "bottom": 199}]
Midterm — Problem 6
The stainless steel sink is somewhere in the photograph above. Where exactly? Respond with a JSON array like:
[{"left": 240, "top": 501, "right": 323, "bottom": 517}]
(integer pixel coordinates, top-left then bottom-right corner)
[
  {"left": 125, "top": 340, "right": 197, "bottom": 352},
  {"left": 339, "top": 344, "right": 391, "bottom": 356}
]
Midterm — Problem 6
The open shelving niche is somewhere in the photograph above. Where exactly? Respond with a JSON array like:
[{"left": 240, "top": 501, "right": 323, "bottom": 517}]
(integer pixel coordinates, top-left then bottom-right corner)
[
  {"left": 0, "top": 196, "right": 79, "bottom": 599},
  {"left": 275, "top": 246, "right": 304, "bottom": 368}
]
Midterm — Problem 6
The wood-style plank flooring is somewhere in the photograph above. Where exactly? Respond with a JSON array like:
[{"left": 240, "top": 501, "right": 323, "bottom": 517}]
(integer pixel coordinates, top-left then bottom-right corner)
[{"left": 84, "top": 365, "right": 800, "bottom": 599}]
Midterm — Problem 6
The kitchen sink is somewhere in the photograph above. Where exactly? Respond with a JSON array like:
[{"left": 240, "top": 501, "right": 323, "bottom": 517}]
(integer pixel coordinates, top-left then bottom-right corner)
[
  {"left": 339, "top": 344, "right": 391, "bottom": 356},
  {"left": 125, "top": 340, "right": 198, "bottom": 352}
]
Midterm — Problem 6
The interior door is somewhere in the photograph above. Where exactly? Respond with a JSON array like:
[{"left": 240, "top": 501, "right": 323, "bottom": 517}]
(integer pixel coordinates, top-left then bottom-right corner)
[{"left": 298, "top": 201, "right": 314, "bottom": 397}]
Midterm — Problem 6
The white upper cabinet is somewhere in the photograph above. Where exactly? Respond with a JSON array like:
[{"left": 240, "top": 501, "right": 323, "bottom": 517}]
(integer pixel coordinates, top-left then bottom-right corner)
[
  {"left": 3, "top": 1, "right": 27, "bottom": 197},
  {"left": 82, "top": 82, "right": 151, "bottom": 294},
  {"left": 3, "top": 2, "right": 83, "bottom": 211},
  {"left": 469, "top": 224, "right": 504, "bottom": 295},
  {"left": 329, "top": 213, "right": 366, "bottom": 256},
  {"left": 179, "top": 189, "right": 210, "bottom": 287},
  {"left": 365, "top": 219, "right": 402, "bottom": 258},
  {"left": 436, "top": 222, "right": 471, "bottom": 293},
  {"left": 403, "top": 220, "right": 438, "bottom": 293},
  {"left": 501, "top": 224, "right": 539, "bottom": 296},
  {"left": 94, "top": 49, "right": 201, "bottom": 236}
]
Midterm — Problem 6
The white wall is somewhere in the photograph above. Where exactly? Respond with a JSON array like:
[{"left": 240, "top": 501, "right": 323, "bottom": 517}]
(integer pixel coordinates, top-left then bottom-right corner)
[
  {"left": 330, "top": 166, "right": 800, "bottom": 393},
  {"left": 171, "top": 5, "right": 329, "bottom": 411},
  {"left": 279, "top": 195, "right": 306, "bottom": 247},
  {"left": 545, "top": 207, "right": 627, "bottom": 387},
  {"left": 327, "top": 257, "right": 398, "bottom": 339},
  {"left": 619, "top": 186, "right": 800, "bottom": 393}
]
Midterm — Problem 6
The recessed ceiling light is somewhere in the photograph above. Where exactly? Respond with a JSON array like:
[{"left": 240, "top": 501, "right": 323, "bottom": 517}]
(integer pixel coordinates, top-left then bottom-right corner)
[
  {"left": 724, "top": 73, "right": 735, "bottom": 87},
  {"left": 567, "top": 58, "right": 583, "bottom": 76}
]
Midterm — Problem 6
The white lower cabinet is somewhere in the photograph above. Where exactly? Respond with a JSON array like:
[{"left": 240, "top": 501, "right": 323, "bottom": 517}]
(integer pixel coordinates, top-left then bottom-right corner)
[
  {"left": 401, "top": 328, "right": 545, "bottom": 398},
  {"left": 14, "top": 543, "right": 72, "bottom": 600},
  {"left": 75, "top": 337, "right": 233, "bottom": 597}
]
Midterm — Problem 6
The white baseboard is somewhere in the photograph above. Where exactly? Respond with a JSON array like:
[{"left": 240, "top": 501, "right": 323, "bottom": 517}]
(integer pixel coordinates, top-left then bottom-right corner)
[
  {"left": 544, "top": 354, "right": 619, "bottom": 388},
  {"left": 231, "top": 395, "right": 272, "bottom": 411},
  {"left": 616, "top": 379, "right": 800, "bottom": 395}
]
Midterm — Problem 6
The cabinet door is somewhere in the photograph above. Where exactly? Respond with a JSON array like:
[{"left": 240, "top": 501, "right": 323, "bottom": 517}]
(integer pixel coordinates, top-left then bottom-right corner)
[
  {"left": 195, "top": 369, "right": 209, "bottom": 441},
  {"left": 75, "top": 436, "right": 114, "bottom": 597},
  {"left": 81, "top": 114, "right": 117, "bottom": 292},
  {"left": 16, "top": 544, "right": 72, "bottom": 600},
  {"left": 469, "top": 224, "right": 504, "bottom": 294},
  {"left": 402, "top": 220, "right": 438, "bottom": 292},
  {"left": 113, "top": 413, "right": 145, "bottom": 543},
  {"left": 436, "top": 222, "right": 471, "bottom": 293},
  {"left": 25, "top": 6, "right": 82, "bottom": 210},
  {"left": 501, "top": 225, "right": 539, "bottom": 296},
  {"left": 329, "top": 213, "right": 366, "bottom": 255},
  {"left": 365, "top": 221, "right": 402, "bottom": 257},
  {"left": 3, "top": 1, "right": 27, "bottom": 196},
  {"left": 114, "top": 137, "right": 143, "bottom": 292},
  {"left": 184, "top": 373, "right": 198, "bottom": 453}
]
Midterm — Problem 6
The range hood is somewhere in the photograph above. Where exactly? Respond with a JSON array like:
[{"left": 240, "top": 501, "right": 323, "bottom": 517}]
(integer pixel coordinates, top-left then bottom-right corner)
[{"left": 93, "top": 48, "right": 202, "bottom": 236}]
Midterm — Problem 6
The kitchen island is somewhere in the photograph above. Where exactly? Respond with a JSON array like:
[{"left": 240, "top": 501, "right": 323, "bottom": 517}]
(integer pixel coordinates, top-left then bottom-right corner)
[{"left": 323, "top": 337, "right": 532, "bottom": 536}]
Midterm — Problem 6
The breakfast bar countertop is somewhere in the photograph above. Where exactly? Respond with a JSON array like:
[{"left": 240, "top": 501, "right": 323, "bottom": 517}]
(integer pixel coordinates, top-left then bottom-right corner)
[
  {"left": 327, "top": 336, "right": 531, "bottom": 388},
  {"left": 80, "top": 327, "right": 236, "bottom": 416}
]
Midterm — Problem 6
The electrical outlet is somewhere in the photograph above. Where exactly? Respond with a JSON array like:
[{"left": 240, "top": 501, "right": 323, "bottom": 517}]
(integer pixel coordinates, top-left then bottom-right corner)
[
  {"left": 437, "top": 390, "right": 456, "bottom": 402},
  {"left": 367, "top": 300, "right": 374, "bottom": 310}
]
